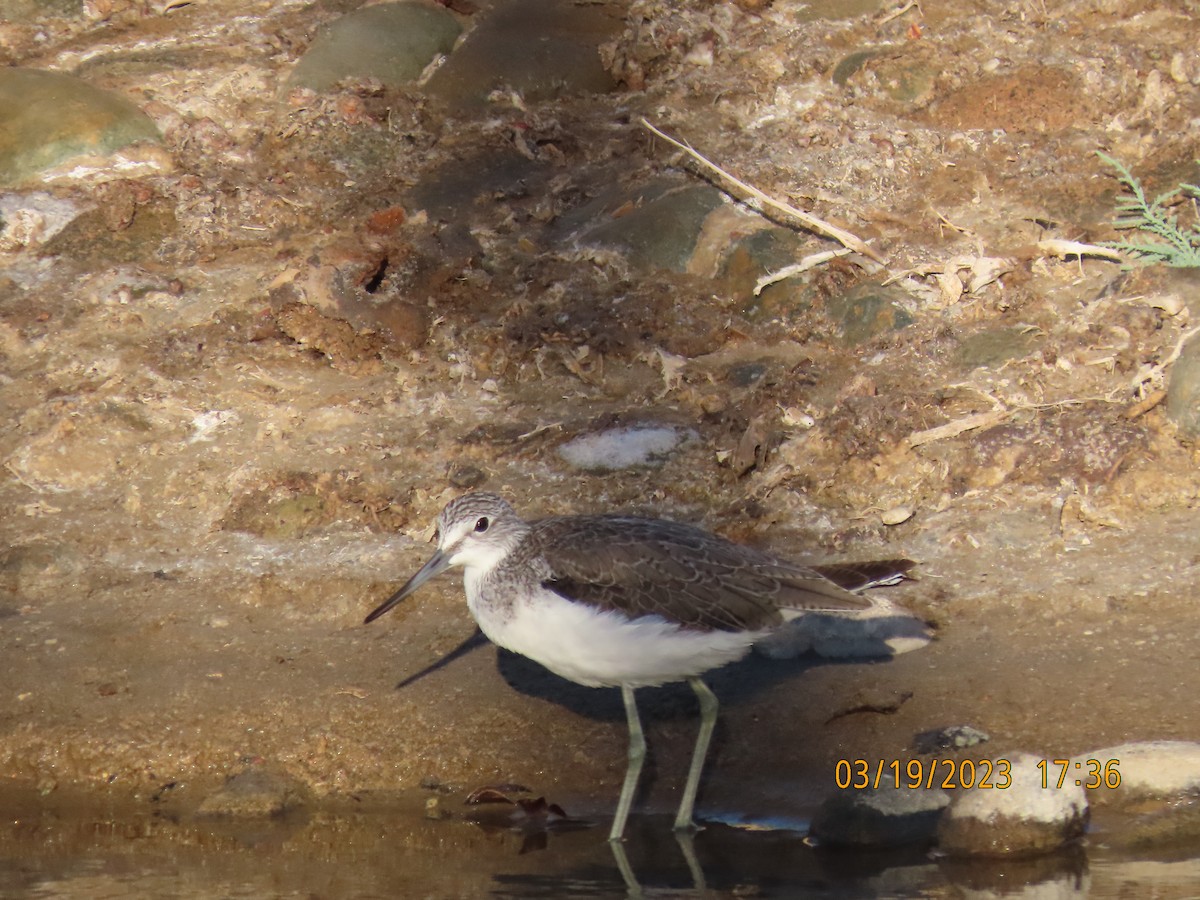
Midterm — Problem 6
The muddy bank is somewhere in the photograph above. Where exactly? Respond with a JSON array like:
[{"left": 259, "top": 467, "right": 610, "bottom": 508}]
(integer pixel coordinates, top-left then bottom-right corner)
[{"left": 1, "top": 0, "right": 1199, "bottom": 856}]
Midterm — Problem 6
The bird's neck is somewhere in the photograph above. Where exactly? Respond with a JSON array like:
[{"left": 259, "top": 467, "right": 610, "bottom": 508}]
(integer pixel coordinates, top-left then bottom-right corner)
[{"left": 460, "top": 534, "right": 522, "bottom": 601}]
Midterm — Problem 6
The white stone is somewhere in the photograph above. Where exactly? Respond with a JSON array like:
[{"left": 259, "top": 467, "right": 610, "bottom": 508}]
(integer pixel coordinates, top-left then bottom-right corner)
[
  {"left": 1077, "top": 740, "right": 1200, "bottom": 802},
  {"left": 557, "top": 425, "right": 689, "bottom": 471}
]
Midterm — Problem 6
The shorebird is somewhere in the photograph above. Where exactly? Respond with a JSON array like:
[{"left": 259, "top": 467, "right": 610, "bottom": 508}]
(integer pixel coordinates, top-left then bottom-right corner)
[{"left": 365, "top": 492, "right": 913, "bottom": 842}]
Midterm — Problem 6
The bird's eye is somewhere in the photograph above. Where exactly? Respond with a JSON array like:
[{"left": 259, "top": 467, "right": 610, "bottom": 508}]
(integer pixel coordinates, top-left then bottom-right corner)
[{"left": 474, "top": 516, "right": 489, "bottom": 533}]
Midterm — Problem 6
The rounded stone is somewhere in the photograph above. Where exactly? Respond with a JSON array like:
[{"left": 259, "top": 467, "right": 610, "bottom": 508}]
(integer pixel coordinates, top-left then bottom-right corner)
[
  {"left": 956, "top": 326, "right": 1039, "bottom": 371},
  {"left": 0, "top": 68, "right": 164, "bottom": 187},
  {"left": 196, "top": 766, "right": 309, "bottom": 818},
  {"left": 937, "top": 752, "right": 1088, "bottom": 856},
  {"left": 557, "top": 425, "right": 689, "bottom": 472},
  {"left": 289, "top": 2, "right": 463, "bottom": 93},
  {"left": 1078, "top": 741, "right": 1200, "bottom": 806},
  {"left": 568, "top": 184, "right": 725, "bottom": 274},
  {"left": 825, "top": 280, "right": 915, "bottom": 345},
  {"left": 423, "top": 0, "right": 618, "bottom": 106},
  {"left": 810, "top": 786, "right": 950, "bottom": 847}
]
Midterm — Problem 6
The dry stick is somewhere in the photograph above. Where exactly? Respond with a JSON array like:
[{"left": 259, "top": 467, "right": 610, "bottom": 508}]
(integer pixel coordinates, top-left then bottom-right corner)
[
  {"left": 1159, "top": 323, "right": 1200, "bottom": 371},
  {"left": 754, "top": 248, "right": 857, "bottom": 296},
  {"left": 639, "top": 118, "right": 886, "bottom": 265},
  {"left": 905, "top": 389, "right": 1120, "bottom": 449},
  {"left": 905, "top": 409, "right": 1009, "bottom": 449}
]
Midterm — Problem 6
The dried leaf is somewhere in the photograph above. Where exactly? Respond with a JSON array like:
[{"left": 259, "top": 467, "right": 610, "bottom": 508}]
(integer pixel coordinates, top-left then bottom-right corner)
[
  {"left": 464, "top": 783, "right": 532, "bottom": 805},
  {"left": 935, "top": 271, "right": 963, "bottom": 304}
]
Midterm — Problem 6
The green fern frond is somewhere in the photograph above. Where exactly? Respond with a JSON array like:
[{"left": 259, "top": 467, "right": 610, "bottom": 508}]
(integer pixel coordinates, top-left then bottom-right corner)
[{"left": 1097, "top": 152, "right": 1200, "bottom": 268}]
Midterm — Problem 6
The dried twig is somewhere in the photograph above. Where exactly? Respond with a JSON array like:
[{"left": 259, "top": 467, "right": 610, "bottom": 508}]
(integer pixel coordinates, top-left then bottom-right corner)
[
  {"left": 1035, "top": 238, "right": 1124, "bottom": 263},
  {"left": 1130, "top": 323, "right": 1200, "bottom": 395},
  {"left": 905, "top": 390, "right": 1121, "bottom": 449},
  {"left": 754, "top": 248, "right": 869, "bottom": 295},
  {"left": 1123, "top": 389, "right": 1166, "bottom": 420},
  {"left": 905, "top": 409, "right": 1009, "bottom": 448},
  {"left": 640, "top": 118, "right": 885, "bottom": 264},
  {"left": 877, "top": 0, "right": 920, "bottom": 25}
]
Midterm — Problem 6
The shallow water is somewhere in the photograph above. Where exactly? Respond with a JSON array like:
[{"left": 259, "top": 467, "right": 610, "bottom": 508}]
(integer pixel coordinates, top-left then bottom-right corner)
[{"left": 4, "top": 795, "right": 1199, "bottom": 899}]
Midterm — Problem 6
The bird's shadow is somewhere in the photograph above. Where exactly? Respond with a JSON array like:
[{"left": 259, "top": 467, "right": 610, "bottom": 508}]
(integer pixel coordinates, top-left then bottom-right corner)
[
  {"left": 494, "top": 642, "right": 882, "bottom": 724},
  {"left": 392, "top": 628, "right": 491, "bottom": 690},
  {"left": 393, "top": 624, "right": 899, "bottom": 724}
]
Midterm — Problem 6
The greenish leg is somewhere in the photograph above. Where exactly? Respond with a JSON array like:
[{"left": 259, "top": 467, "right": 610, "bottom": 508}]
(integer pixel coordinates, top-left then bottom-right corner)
[
  {"left": 609, "top": 685, "right": 646, "bottom": 842},
  {"left": 674, "top": 677, "right": 717, "bottom": 832}
]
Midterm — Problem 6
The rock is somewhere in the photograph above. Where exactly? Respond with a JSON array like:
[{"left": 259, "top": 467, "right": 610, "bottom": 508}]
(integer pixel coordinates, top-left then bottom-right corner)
[
  {"left": 1078, "top": 740, "right": 1200, "bottom": 804},
  {"left": 914, "top": 725, "right": 990, "bottom": 754},
  {"left": 726, "top": 361, "right": 770, "bottom": 388},
  {"left": 828, "top": 687, "right": 913, "bottom": 719},
  {"left": 1099, "top": 801, "right": 1200, "bottom": 850},
  {"left": 1166, "top": 334, "right": 1200, "bottom": 437},
  {"left": 832, "top": 49, "right": 883, "bottom": 87},
  {"left": 825, "top": 280, "right": 915, "bottom": 345},
  {"left": 832, "top": 46, "right": 936, "bottom": 103},
  {"left": 0, "top": 68, "right": 168, "bottom": 187},
  {"left": 810, "top": 786, "right": 950, "bottom": 847},
  {"left": 873, "top": 60, "right": 938, "bottom": 105},
  {"left": 557, "top": 425, "right": 691, "bottom": 472},
  {"left": 937, "top": 752, "right": 1088, "bottom": 856},
  {"left": 405, "top": 149, "right": 541, "bottom": 223},
  {"left": 288, "top": 2, "right": 462, "bottom": 93},
  {"left": 0, "top": 192, "right": 84, "bottom": 251},
  {"left": 196, "top": 766, "right": 309, "bottom": 817},
  {"left": 36, "top": 194, "right": 178, "bottom": 266},
  {"left": 562, "top": 181, "right": 724, "bottom": 274},
  {"left": 880, "top": 505, "right": 914, "bottom": 526},
  {"left": 0, "top": 0, "right": 78, "bottom": 21},
  {"left": 720, "top": 227, "right": 808, "bottom": 314},
  {"left": 956, "top": 326, "right": 1039, "bottom": 370},
  {"left": 1073, "top": 741, "right": 1200, "bottom": 848},
  {"left": 796, "top": 0, "right": 885, "bottom": 21},
  {"left": 446, "top": 462, "right": 487, "bottom": 490},
  {"left": 292, "top": 259, "right": 429, "bottom": 354},
  {"left": 424, "top": 0, "right": 619, "bottom": 106}
]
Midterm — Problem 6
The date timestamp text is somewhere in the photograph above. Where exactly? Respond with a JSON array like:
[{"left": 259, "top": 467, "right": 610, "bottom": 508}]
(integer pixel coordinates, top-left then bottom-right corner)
[
  {"left": 835, "top": 758, "right": 1012, "bottom": 790},
  {"left": 835, "top": 758, "right": 1123, "bottom": 790}
]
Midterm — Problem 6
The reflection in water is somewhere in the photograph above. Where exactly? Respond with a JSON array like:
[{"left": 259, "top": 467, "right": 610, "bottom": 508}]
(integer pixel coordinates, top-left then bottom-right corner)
[
  {"left": 609, "top": 831, "right": 705, "bottom": 897},
  {"left": 0, "top": 793, "right": 1197, "bottom": 899}
]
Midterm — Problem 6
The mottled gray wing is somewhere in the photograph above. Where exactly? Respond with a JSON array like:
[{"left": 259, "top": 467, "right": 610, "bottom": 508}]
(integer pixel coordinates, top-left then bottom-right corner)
[{"left": 509, "top": 515, "right": 878, "bottom": 633}]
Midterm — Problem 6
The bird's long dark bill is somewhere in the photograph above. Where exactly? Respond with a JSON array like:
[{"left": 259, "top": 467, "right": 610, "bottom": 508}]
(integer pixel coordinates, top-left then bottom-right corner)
[{"left": 364, "top": 549, "right": 450, "bottom": 624}]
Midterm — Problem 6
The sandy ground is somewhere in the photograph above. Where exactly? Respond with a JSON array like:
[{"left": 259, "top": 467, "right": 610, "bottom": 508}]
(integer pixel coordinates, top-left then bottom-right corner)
[{"left": 1, "top": 0, "right": 1199, "bottom": 832}]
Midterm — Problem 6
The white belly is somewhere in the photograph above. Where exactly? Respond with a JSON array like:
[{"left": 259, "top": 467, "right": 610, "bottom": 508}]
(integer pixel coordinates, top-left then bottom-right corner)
[{"left": 468, "top": 585, "right": 760, "bottom": 689}]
